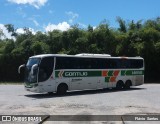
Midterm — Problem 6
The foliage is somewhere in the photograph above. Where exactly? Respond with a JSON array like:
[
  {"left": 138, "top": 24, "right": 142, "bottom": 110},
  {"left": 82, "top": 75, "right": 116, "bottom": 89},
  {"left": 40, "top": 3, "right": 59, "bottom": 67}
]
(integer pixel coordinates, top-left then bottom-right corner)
[{"left": 0, "top": 18, "right": 160, "bottom": 82}]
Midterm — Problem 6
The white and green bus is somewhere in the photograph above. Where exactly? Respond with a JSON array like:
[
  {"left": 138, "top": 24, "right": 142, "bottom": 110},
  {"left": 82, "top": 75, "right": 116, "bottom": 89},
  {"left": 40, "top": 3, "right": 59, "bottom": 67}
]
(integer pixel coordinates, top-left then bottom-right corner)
[{"left": 18, "top": 53, "right": 144, "bottom": 94}]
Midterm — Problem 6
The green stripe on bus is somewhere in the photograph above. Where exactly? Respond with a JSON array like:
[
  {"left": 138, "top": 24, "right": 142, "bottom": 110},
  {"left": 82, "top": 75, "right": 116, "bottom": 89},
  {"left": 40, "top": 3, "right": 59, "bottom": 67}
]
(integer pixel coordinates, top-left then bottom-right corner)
[
  {"left": 55, "top": 71, "right": 101, "bottom": 78},
  {"left": 108, "top": 71, "right": 113, "bottom": 76},
  {"left": 105, "top": 77, "right": 110, "bottom": 82},
  {"left": 55, "top": 70, "right": 144, "bottom": 78}
]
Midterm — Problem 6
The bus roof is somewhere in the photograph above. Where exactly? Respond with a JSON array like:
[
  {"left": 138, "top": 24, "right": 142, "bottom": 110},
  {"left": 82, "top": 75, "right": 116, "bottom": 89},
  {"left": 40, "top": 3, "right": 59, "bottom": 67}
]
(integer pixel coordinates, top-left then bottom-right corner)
[
  {"left": 75, "top": 53, "right": 111, "bottom": 57},
  {"left": 30, "top": 54, "right": 143, "bottom": 60}
]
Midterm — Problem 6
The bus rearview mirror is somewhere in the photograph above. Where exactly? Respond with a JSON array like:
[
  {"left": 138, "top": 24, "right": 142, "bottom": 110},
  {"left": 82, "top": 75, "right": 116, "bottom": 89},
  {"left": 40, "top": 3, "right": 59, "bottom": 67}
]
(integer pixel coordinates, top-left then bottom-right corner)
[
  {"left": 31, "top": 64, "right": 38, "bottom": 75},
  {"left": 18, "top": 64, "right": 25, "bottom": 74}
]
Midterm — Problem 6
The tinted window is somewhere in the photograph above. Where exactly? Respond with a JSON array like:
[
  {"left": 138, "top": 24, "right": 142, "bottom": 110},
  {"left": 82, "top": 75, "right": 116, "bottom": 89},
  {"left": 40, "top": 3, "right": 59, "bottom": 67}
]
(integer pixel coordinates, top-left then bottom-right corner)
[
  {"left": 76, "top": 58, "right": 98, "bottom": 69},
  {"left": 118, "top": 59, "right": 131, "bottom": 69},
  {"left": 130, "top": 59, "right": 143, "bottom": 68},
  {"left": 25, "top": 58, "right": 40, "bottom": 83},
  {"left": 56, "top": 57, "right": 71, "bottom": 69},
  {"left": 115, "top": 59, "right": 144, "bottom": 69},
  {"left": 56, "top": 57, "right": 99, "bottom": 69},
  {"left": 56, "top": 57, "right": 125, "bottom": 69},
  {"left": 106, "top": 59, "right": 119, "bottom": 69},
  {"left": 38, "top": 57, "right": 54, "bottom": 82},
  {"left": 55, "top": 57, "right": 143, "bottom": 70}
]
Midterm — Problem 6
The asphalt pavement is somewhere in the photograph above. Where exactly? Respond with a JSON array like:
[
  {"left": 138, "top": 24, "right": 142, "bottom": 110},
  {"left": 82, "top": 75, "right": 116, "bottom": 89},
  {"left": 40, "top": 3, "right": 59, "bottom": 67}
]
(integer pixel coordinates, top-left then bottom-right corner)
[{"left": 0, "top": 84, "right": 160, "bottom": 124}]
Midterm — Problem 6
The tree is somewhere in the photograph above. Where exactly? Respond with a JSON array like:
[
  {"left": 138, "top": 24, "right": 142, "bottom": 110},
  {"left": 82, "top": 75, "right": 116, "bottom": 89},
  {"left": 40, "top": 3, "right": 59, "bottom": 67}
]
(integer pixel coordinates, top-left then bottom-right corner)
[
  {"left": 0, "top": 17, "right": 160, "bottom": 82},
  {"left": 116, "top": 17, "right": 127, "bottom": 33},
  {"left": 136, "top": 20, "right": 142, "bottom": 30},
  {"left": 31, "top": 41, "right": 50, "bottom": 55},
  {"left": 87, "top": 25, "right": 93, "bottom": 32},
  {"left": 5, "top": 24, "right": 17, "bottom": 37},
  {"left": 129, "top": 20, "right": 136, "bottom": 31},
  {"left": 0, "top": 29, "right": 4, "bottom": 39},
  {"left": 0, "top": 41, "right": 5, "bottom": 54},
  {"left": 74, "top": 37, "right": 88, "bottom": 53},
  {"left": 20, "top": 39, "right": 34, "bottom": 58},
  {"left": 47, "top": 30, "right": 62, "bottom": 53},
  {"left": 3, "top": 40, "right": 15, "bottom": 54},
  {"left": 34, "top": 31, "right": 48, "bottom": 42}
]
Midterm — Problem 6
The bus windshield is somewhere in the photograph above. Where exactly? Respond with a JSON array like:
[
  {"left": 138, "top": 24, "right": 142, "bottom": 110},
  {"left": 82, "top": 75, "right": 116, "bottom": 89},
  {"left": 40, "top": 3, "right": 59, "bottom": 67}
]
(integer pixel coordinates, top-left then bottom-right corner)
[{"left": 25, "top": 58, "right": 40, "bottom": 84}]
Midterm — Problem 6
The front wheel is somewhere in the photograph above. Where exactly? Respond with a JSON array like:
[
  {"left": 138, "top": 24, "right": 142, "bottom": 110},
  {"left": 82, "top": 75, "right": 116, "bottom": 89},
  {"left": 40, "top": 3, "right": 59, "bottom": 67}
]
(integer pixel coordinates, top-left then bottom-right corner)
[{"left": 57, "top": 84, "right": 68, "bottom": 95}]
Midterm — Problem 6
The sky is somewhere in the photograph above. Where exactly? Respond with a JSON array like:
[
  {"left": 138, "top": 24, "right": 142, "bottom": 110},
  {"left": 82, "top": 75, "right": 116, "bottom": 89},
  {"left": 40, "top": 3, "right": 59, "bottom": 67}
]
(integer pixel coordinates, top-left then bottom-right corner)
[{"left": 0, "top": 0, "right": 160, "bottom": 38}]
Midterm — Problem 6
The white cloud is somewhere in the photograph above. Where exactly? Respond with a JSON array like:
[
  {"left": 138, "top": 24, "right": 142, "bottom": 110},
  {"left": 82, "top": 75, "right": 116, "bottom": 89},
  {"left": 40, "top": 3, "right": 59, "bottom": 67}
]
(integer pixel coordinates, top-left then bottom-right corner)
[
  {"left": 0, "top": 24, "right": 16, "bottom": 40},
  {"left": 0, "top": 24, "right": 37, "bottom": 41},
  {"left": 93, "top": 26, "right": 97, "bottom": 30},
  {"left": 16, "top": 28, "right": 25, "bottom": 34},
  {"left": 66, "top": 11, "right": 79, "bottom": 24},
  {"left": 8, "top": 0, "right": 48, "bottom": 9},
  {"left": 16, "top": 28, "right": 36, "bottom": 35},
  {"left": 28, "top": 18, "right": 39, "bottom": 26},
  {"left": 78, "top": 23, "right": 87, "bottom": 28},
  {"left": 45, "top": 22, "right": 70, "bottom": 32}
]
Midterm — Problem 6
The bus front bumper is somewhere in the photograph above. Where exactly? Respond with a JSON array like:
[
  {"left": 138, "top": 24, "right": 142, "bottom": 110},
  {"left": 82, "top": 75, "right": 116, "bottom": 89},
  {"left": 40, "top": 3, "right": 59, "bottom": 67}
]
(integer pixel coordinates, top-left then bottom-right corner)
[{"left": 24, "top": 83, "right": 42, "bottom": 93}]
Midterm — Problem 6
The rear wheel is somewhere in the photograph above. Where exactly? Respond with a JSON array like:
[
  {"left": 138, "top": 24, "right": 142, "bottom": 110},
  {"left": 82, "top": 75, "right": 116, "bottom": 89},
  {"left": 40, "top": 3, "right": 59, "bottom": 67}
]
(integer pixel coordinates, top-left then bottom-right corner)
[
  {"left": 124, "top": 80, "right": 132, "bottom": 89},
  {"left": 57, "top": 84, "right": 68, "bottom": 95},
  {"left": 116, "top": 80, "right": 124, "bottom": 90}
]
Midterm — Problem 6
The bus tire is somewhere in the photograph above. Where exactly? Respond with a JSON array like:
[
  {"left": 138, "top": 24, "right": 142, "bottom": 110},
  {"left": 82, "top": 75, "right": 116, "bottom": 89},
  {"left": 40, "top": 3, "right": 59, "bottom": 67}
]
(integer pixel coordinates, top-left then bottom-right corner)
[
  {"left": 124, "top": 80, "right": 132, "bottom": 89},
  {"left": 116, "top": 80, "right": 124, "bottom": 90},
  {"left": 57, "top": 84, "right": 68, "bottom": 95}
]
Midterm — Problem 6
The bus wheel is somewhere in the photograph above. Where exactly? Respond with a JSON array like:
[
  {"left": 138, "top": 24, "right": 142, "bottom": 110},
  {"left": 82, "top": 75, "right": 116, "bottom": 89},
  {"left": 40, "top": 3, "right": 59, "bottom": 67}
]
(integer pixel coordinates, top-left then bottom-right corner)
[
  {"left": 124, "top": 80, "right": 132, "bottom": 89},
  {"left": 116, "top": 81, "right": 124, "bottom": 90},
  {"left": 57, "top": 84, "right": 68, "bottom": 95}
]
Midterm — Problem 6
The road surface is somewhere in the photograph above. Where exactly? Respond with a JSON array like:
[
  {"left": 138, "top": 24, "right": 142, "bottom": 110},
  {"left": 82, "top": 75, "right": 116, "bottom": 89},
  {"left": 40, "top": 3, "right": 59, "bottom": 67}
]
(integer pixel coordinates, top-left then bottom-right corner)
[{"left": 0, "top": 84, "right": 160, "bottom": 124}]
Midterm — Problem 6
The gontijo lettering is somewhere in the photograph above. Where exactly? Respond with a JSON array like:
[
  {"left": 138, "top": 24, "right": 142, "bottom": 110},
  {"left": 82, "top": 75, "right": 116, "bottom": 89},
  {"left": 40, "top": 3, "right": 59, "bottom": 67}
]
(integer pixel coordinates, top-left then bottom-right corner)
[{"left": 64, "top": 72, "right": 88, "bottom": 77}]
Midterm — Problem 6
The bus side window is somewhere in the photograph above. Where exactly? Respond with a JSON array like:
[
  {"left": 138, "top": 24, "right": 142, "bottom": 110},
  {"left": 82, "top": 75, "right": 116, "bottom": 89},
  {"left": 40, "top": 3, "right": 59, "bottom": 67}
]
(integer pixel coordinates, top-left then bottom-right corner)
[
  {"left": 108, "top": 59, "right": 118, "bottom": 69},
  {"left": 120, "top": 59, "right": 130, "bottom": 68},
  {"left": 56, "top": 57, "right": 67, "bottom": 69},
  {"left": 130, "top": 59, "right": 143, "bottom": 68},
  {"left": 96, "top": 58, "right": 105, "bottom": 69}
]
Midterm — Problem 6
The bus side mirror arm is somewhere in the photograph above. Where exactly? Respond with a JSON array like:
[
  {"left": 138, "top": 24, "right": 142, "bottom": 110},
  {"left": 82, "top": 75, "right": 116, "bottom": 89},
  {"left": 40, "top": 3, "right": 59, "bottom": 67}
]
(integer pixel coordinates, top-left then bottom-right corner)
[
  {"left": 18, "top": 64, "right": 25, "bottom": 74},
  {"left": 31, "top": 64, "right": 38, "bottom": 75}
]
